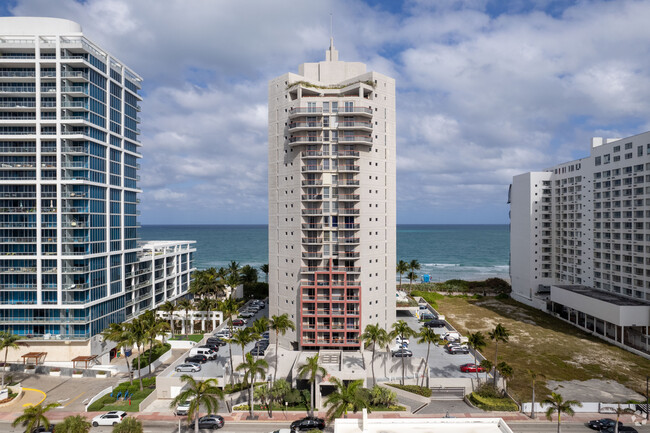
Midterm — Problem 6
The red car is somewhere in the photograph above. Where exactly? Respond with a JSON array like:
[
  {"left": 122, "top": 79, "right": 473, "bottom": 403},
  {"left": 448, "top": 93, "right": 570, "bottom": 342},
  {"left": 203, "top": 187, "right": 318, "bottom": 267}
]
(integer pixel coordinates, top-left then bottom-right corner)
[
  {"left": 460, "top": 363, "right": 485, "bottom": 373},
  {"left": 232, "top": 319, "right": 245, "bottom": 327}
]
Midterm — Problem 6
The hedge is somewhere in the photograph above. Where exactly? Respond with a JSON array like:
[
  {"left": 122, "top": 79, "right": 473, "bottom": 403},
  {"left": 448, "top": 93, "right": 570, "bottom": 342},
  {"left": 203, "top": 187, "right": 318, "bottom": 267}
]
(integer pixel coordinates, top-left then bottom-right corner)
[
  {"left": 469, "top": 393, "right": 518, "bottom": 411},
  {"left": 385, "top": 383, "right": 432, "bottom": 397}
]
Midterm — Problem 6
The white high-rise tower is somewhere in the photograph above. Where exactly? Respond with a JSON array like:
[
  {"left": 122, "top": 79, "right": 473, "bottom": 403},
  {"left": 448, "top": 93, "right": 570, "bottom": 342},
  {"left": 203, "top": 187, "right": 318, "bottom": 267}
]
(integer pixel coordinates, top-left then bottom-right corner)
[{"left": 268, "top": 41, "right": 396, "bottom": 349}]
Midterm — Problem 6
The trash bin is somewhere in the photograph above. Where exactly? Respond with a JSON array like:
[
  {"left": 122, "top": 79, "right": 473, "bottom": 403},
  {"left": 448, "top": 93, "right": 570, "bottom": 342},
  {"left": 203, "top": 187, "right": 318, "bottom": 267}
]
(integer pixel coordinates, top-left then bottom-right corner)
[{"left": 125, "top": 349, "right": 132, "bottom": 357}]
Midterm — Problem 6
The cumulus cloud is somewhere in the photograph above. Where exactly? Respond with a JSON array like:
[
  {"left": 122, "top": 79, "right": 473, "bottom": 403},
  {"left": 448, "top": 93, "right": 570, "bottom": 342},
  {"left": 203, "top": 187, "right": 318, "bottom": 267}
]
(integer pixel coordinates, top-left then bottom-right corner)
[{"left": 7, "top": 0, "right": 650, "bottom": 223}]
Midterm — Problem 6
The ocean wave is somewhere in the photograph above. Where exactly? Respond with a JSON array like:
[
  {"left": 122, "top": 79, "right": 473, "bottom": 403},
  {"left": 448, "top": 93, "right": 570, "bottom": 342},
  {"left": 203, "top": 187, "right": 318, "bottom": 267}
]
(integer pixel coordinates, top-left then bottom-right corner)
[{"left": 423, "top": 263, "right": 461, "bottom": 267}]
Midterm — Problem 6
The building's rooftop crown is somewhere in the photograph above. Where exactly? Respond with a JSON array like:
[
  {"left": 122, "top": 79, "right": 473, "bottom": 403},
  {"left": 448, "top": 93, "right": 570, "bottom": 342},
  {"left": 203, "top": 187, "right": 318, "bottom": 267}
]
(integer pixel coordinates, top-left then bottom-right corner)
[{"left": 0, "top": 17, "right": 82, "bottom": 35}]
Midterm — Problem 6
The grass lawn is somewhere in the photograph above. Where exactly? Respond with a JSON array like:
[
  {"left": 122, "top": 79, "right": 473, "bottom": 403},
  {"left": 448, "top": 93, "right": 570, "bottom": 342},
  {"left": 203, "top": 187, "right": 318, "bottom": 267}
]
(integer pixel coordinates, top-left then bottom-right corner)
[
  {"left": 87, "top": 377, "right": 156, "bottom": 413},
  {"left": 429, "top": 293, "right": 650, "bottom": 402},
  {"left": 170, "top": 334, "right": 204, "bottom": 343}
]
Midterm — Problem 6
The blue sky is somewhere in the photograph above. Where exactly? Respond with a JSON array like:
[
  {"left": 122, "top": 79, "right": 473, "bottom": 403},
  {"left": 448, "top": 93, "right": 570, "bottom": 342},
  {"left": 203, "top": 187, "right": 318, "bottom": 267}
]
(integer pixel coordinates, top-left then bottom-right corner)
[{"left": 3, "top": 0, "right": 650, "bottom": 224}]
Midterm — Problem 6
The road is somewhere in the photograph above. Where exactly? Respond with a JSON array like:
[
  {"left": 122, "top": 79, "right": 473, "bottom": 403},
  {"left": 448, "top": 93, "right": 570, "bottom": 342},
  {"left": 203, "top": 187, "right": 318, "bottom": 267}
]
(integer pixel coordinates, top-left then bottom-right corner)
[{"left": 509, "top": 421, "right": 650, "bottom": 432}]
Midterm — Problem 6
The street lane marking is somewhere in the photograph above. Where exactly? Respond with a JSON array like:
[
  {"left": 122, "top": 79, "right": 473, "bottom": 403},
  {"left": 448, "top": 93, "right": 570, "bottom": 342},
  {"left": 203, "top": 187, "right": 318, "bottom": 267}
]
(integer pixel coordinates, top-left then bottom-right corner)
[
  {"left": 63, "top": 391, "right": 85, "bottom": 407},
  {"left": 22, "top": 388, "right": 46, "bottom": 406}
]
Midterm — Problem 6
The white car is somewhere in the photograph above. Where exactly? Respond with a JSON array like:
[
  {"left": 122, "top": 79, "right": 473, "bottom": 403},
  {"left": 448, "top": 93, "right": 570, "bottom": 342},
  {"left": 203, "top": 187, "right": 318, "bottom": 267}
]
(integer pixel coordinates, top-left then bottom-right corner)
[
  {"left": 396, "top": 336, "right": 410, "bottom": 346},
  {"left": 176, "top": 362, "right": 201, "bottom": 373},
  {"left": 176, "top": 398, "right": 194, "bottom": 416},
  {"left": 92, "top": 411, "right": 127, "bottom": 427}
]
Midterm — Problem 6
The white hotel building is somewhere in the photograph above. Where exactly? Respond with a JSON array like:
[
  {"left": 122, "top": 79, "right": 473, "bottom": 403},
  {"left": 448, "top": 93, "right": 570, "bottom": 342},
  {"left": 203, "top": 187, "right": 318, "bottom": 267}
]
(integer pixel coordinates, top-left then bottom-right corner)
[
  {"left": 0, "top": 17, "right": 195, "bottom": 362},
  {"left": 510, "top": 132, "right": 650, "bottom": 356},
  {"left": 268, "top": 41, "right": 396, "bottom": 350}
]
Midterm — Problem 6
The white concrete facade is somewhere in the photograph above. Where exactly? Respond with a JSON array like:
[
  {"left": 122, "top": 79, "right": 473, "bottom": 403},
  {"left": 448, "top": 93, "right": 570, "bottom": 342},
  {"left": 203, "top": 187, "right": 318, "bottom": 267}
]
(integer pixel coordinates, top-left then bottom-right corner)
[
  {"left": 510, "top": 132, "right": 650, "bottom": 354},
  {"left": 268, "top": 41, "right": 396, "bottom": 349},
  {"left": 0, "top": 17, "right": 195, "bottom": 359}
]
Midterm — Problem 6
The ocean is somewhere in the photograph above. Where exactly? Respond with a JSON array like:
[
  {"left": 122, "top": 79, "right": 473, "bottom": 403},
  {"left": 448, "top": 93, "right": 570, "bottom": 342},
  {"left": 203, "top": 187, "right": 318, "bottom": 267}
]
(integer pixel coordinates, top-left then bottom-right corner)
[{"left": 140, "top": 224, "right": 510, "bottom": 282}]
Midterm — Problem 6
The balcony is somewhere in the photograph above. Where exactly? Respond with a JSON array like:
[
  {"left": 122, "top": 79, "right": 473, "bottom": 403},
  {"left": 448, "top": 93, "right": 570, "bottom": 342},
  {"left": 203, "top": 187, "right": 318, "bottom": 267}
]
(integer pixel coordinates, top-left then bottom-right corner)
[
  {"left": 340, "top": 251, "right": 360, "bottom": 258},
  {"left": 290, "top": 136, "right": 322, "bottom": 145},
  {"left": 339, "top": 237, "right": 360, "bottom": 244},
  {"left": 337, "top": 180, "right": 359, "bottom": 186},
  {"left": 338, "top": 208, "right": 359, "bottom": 215},
  {"left": 289, "top": 107, "right": 323, "bottom": 116},
  {"left": 0, "top": 101, "right": 36, "bottom": 109},
  {"left": 302, "top": 252, "right": 323, "bottom": 258},
  {"left": 0, "top": 71, "right": 36, "bottom": 78},
  {"left": 61, "top": 71, "right": 89, "bottom": 80},
  {"left": 338, "top": 165, "right": 360, "bottom": 172},
  {"left": 339, "top": 106, "right": 373, "bottom": 116},
  {"left": 302, "top": 223, "right": 323, "bottom": 229},
  {"left": 301, "top": 194, "right": 322, "bottom": 201},
  {"left": 336, "top": 150, "right": 360, "bottom": 157},
  {"left": 301, "top": 151, "right": 325, "bottom": 157},
  {"left": 302, "top": 237, "right": 322, "bottom": 244},
  {"left": 0, "top": 86, "right": 35, "bottom": 94},
  {"left": 302, "top": 165, "right": 323, "bottom": 172},
  {"left": 336, "top": 194, "right": 360, "bottom": 201},
  {"left": 301, "top": 179, "right": 323, "bottom": 186},
  {"left": 302, "top": 209, "right": 322, "bottom": 215},
  {"left": 339, "top": 135, "right": 372, "bottom": 144},
  {"left": 338, "top": 121, "right": 372, "bottom": 130},
  {"left": 289, "top": 121, "right": 322, "bottom": 131}
]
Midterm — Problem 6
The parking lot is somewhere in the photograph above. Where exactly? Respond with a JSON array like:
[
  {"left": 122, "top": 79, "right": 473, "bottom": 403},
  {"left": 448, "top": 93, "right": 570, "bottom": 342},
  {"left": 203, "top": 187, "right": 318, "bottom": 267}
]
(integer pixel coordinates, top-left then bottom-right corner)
[
  {"left": 167, "top": 300, "right": 270, "bottom": 381},
  {"left": 395, "top": 310, "right": 486, "bottom": 379}
]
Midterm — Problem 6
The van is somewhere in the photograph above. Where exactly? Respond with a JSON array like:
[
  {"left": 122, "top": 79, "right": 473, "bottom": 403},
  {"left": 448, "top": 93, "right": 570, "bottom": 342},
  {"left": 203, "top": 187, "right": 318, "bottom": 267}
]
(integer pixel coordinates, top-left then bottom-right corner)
[
  {"left": 443, "top": 331, "right": 461, "bottom": 341},
  {"left": 190, "top": 347, "right": 216, "bottom": 360}
]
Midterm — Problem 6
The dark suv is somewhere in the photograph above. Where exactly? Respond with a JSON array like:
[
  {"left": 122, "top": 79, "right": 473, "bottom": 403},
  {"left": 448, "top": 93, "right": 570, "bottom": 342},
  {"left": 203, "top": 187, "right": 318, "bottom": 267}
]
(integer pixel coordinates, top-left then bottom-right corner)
[
  {"left": 185, "top": 354, "right": 207, "bottom": 364},
  {"left": 424, "top": 319, "right": 446, "bottom": 328},
  {"left": 290, "top": 416, "right": 325, "bottom": 431}
]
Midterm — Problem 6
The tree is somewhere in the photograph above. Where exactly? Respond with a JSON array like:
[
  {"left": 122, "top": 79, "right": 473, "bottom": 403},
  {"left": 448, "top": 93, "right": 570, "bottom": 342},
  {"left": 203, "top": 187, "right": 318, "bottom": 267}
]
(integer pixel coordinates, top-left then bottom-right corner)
[
  {"left": 169, "top": 375, "right": 224, "bottom": 433},
  {"left": 177, "top": 298, "right": 194, "bottom": 336},
  {"left": 0, "top": 332, "right": 20, "bottom": 388},
  {"left": 12, "top": 402, "right": 60, "bottom": 433},
  {"left": 497, "top": 362, "right": 514, "bottom": 394},
  {"left": 218, "top": 295, "right": 243, "bottom": 386},
  {"left": 270, "top": 378, "right": 291, "bottom": 417},
  {"left": 467, "top": 331, "right": 487, "bottom": 383},
  {"left": 102, "top": 323, "right": 134, "bottom": 385},
  {"left": 254, "top": 384, "right": 273, "bottom": 418},
  {"left": 542, "top": 392, "right": 582, "bottom": 433},
  {"left": 194, "top": 298, "right": 216, "bottom": 332},
  {"left": 612, "top": 404, "right": 635, "bottom": 433},
  {"left": 360, "top": 324, "right": 390, "bottom": 386},
  {"left": 269, "top": 314, "right": 295, "bottom": 384},
  {"left": 231, "top": 327, "right": 257, "bottom": 379},
  {"left": 252, "top": 317, "right": 269, "bottom": 358},
  {"left": 159, "top": 301, "right": 176, "bottom": 336},
  {"left": 324, "top": 378, "right": 369, "bottom": 423},
  {"left": 406, "top": 271, "right": 418, "bottom": 289},
  {"left": 298, "top": 354, "right": 327, "bottom": 417},
  {"left": 227, "top": 261, "right": 241, "bottom": 283},
  {"left": 488, "top": 323, "right": 510, "bottom": 386},
  {"left": 528, "top": 370, "right": 545, "bottom": 419},
  {"left": 370, "top": 385, "right": 397, "bottom": 407},
  {"left": 480, "top": 359, "right": 493, "bottom": 383},
  {"left": 390, "top": 320, "right": 416, "bottom": 385},
  {"left": 408, "top": 260, "right": 421, "bottom": 290},
  {"left": 260, "top": 264, "right": 269, "bottom": 283},
  {"left": 236, "top": 353, "right": 268, "bottom": 419},
  {"left": 54, "top": 415, "right": 91, "bottom": 433},
  {"left": 416, "top": 326, "right": 441, "bottom": 387},
  {"left": 396, "top": 260, "right": 408, "bottom": 288},
  {"left": 111, "top": 417, "right": 143, "bottom": 433},
  {"left": 141, "top": 310, "right": 171, "bottom": 375},
  {"left": 241, "top": 265, "right": 258, "bottom": 285},
  {"left": 129, "top": 318, "right": 147, "bottom": 391}
]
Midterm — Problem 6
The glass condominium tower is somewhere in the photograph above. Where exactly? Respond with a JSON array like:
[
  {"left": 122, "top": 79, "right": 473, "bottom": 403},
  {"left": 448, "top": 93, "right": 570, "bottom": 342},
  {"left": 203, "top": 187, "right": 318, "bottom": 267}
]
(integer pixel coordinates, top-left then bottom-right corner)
[
  {"left": 268, "top": 41, "right": 397, "bottom": 350},
  {"left": 0, "top": 17, "right": 195, "bottom": 359}
]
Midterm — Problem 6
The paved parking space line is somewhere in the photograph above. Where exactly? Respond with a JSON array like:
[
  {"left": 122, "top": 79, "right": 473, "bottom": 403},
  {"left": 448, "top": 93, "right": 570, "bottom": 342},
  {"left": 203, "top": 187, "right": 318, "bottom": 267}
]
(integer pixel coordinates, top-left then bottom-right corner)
[{"left": 63, "top": 391, "right": 85, "bottom": 408}]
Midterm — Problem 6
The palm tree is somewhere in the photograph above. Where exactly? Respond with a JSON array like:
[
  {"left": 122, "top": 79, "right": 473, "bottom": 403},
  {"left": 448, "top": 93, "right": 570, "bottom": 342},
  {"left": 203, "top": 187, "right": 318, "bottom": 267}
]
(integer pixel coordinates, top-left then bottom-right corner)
[
  {"left": 240, "top": 265, "right": 258, "bottom": 284},
  {"left": 141, "top": 310, "right": 171, "bottom": 375},
  {"left": 396, "top": 260, "right": 408, "bottom": 288},
  {"left": 219, "top": 296, "right": 243, "bottom": 386},
  {"left": 497, "top": 362, "right": 514, "bottom": 393},
  {"left": 177, "top": 298, "right": 194, "bottom": 336},
  {"left": 528, "top": 369, "right": 545, "bottom": 419},
  {"left": 12, "top": 402, "right": 60, "bottom": 433},
  {"left": 542, "top": 392, "right": 582, "bottom": 433},
  {"left": 298, "top": 354, "right": 327, "bottom": 417},
  {"left": 612, "top": 404, "right": 635, "bottom": 433},
  {"left": 0, "top": 332, "right": 20, "bottom": 388},
  {"left": 169, "top": 375, "right": 224, "bottom": 433},
  {"left": 324, "top": 378, "right": 369, "bottom": 423},
  {"left": 236, "top": 353, "right": 268, "bottom": 419},
  {"left": 488, "top": 323, "right": 510, "bottom": 386},
  {"left": 406, "top": 271, "right": 418, "bottom": 290},
  {"left": 480, "top": 359, "right": 493, "bottom": 383},
  {"left": 260, "top": 264, "right": 269, "bottom": 283},
  {"left": 269, "top": 314, "right": 295, "bottom": 384},
  {"left": 252, "top": 317, "right": 269, "bottom": 357},
  {"left": 231, "top": 327, "right": 257, "bottom": 379},
  {"left": 130, "top": 318, "right": 147, "bottom": 391},
  {"left": 228, "top": 261, "right": 241, "bottom": 279},
  {"left": 112, "top": 416, "right": 143, "bottom": 433},
  {"left": 390, "top": 320, "right": 416, "bottom": 385},
  {"left": 467, "top": 331, "right": 487, "bottom": 383},
  {"left": 360, "top": 324, "right": 389, "bottom": 386},
  {"left": 195, "top": 298, "right": 216, "bottom": 332},
  {"left": 102, "top": 323, "right": 134, "bottom": 385},
  {"left": 408, "top": 260, "right": 421, "bottom": 290},
  {"left": 159, "top": 301, "right": 176, "bottom": 336},
  {"left": 416, "top": 326, "right": 441, "bottom": 387},
  {"left": 254, "top": 384, "right": 273, "bottom": 418},
  {"left": 54, "top": 414, "right": 91, "bottom": 433}
]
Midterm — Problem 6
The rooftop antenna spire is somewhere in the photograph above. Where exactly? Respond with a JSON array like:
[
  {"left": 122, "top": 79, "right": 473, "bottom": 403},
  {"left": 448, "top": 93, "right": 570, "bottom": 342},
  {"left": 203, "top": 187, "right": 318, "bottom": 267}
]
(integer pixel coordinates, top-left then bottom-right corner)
[
  {"left": 329, "top": 13, "right": 334, "bottom": 48},
  {"left": 326, "top": 13, "right": 338, "bottom": 61}
]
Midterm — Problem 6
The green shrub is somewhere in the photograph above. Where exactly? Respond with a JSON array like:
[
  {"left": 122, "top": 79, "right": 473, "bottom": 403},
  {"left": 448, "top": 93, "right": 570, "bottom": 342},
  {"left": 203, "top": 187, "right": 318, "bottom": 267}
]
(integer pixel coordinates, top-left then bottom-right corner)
[
  {"left": 495, "top": 293, "right": 510, "bottom": 300},
  {"left": 243, "top": 282, "right": 268, "bottom": 300},
  {"left": 475, "top": 383, "right": 502, "bottom": 399},
  {"left": 385, "top": 383, "right": 432, "bottom": 397},
  {"left": 130, "top": 343, "right": 171, "bottom": 369},
  {"left": 469, "top": 393, "right": 518, "bottom": 411},
  {"left": 224, "top": 381, "right": 266, "bottom": 394}
]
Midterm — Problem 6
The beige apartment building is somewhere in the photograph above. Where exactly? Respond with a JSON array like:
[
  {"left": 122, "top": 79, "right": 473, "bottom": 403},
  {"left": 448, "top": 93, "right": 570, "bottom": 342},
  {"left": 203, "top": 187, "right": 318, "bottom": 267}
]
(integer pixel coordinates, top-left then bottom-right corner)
[{"left": 268, "top": 41, "right": 396, "bottom": 350}]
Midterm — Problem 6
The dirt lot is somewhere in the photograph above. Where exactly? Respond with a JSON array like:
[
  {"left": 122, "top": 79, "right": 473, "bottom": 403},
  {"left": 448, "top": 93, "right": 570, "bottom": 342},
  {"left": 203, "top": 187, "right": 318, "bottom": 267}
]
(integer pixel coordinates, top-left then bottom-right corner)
[{"left": 433, "top": 294, "right": 650, "bottom": 402}]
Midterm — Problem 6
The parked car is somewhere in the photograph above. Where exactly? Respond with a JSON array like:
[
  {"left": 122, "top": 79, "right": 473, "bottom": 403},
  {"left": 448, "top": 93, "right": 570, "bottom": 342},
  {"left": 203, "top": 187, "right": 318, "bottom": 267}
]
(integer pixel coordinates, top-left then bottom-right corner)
[
  {"left": 420, "top": 312, "right": 437, "bottom": 321},
  {"left": 185, "top": 354, "right": 208, "bottom": 364},
  {"left": 250, "top": 346, "right": 266, "bottom": 356},
  {"left": 424, "top": 319, "right": 446, "bottom": 328},
  {"left": 601, "top": 427, "right": 637, "bottom": 433},
  {"left": 232, "top": 319, "right": 246, "bottom": 327},
  {"left": 175, "top": 398, "right": 194, "bottom": 416},
  {"left": 269, "top": 430, "right": 291, "bottom": 433},
  {"left": 588, "top": 418, "right": 623, "bottom": 430},
  {"left": 92, "top": 411, "right": 127, "bottom": 427},
  {"left": 213, "top": 330, "right": 231, "bottom": 339},
  {"left": 460, "top": 363, "right": 485, "bottom": 373},
  {"left": 197, "top": 414, "right": 225, "bottom": 429},
  {"left": 257, "top": 340, "right": 270, "bottom": 348},
  {"left": 32, "top": 426, "right": 55, "bottom": 433},
  {"left": 239, "top": 310, "right": 255, "bottom": 318},
  {"left": 207, "top": 336, "right": 228, "bottom": 346},
  {"left": 443, "top": 331, "right": 461, "bottom": 341},
  {"left": 199, "top": 343, "right": 220, "bottom": 352},
  {"left": 290, "top": 416, "right": 326, "bottom": 432},
  {"left": 190, "top": 347, "right": 217, "bottom": 360},
  {"left": 176, "top": 363, "right": 201, "bottom": 373},
  {"left": 391, "top": 348, "right": 413, "bottom": 357},
  {"left": 262, "top": 331, "right": 270, "bottom": 339},
  {"left": 395, "top": 336, "right": 410, "bottom": 346},
  {"left": 447, "top": 345, "right": 469, "bottom": 354}
]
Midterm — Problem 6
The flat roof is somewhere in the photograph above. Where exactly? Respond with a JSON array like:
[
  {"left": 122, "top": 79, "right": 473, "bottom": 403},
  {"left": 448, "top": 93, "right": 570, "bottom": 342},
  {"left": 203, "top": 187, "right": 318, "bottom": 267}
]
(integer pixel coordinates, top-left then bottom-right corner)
[{"left": 553, "top": 285, "right": 650, "bottom": 307}]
